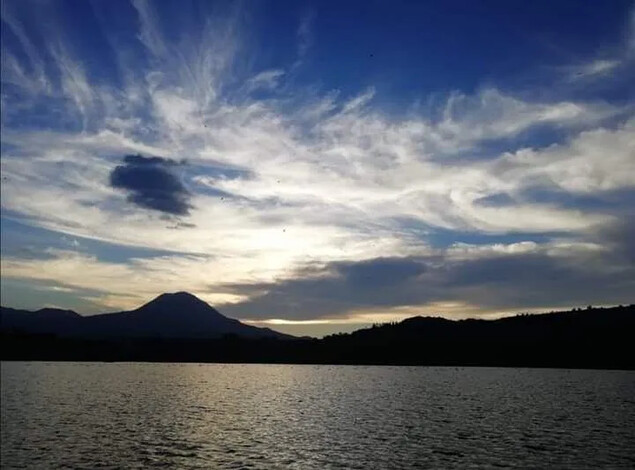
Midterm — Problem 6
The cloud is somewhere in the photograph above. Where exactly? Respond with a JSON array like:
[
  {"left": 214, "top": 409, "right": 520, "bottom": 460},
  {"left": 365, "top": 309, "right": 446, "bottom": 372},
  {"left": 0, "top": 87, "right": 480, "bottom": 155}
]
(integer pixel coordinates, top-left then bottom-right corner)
[
  {"left": 1, "top": 1, "right": 634, "bottom": 328},
  {"left": 337, "top": 257, "right": 426, "bottom": 289},
  {"left": 565, "top": 59, "right": 620, "bottom": 81},
  {"left": 597, "top": 213, "right": 635, "bottom": 263},
  {"left": 220, "top": 237, "right": 634, "bottom": 321},
  {"left": 109, "top": 154, "right": 192, "bottom": 215},
  {"left": 245, "top": 69, "right": 285, "bottom": 92},
  {"left": 297, "top": 10, "right": 314, "bottom": 59},
  {"left": 0, "top": 3, "right": 51, "bottom": 95},
  {"left": 131, "top": 0, "right": 169, "bottom": 59},
  {"left": 0, "top": 248, "right": 263, "bottom": 311},
  {"left": 553, "top": 8, "right": 635, "bottom": 89},
  {"left": 491, "top": 119, "right": 635, "bottom": 194},
  {"left": 2, "top": 227, "right": 632, "bottom": 321}
]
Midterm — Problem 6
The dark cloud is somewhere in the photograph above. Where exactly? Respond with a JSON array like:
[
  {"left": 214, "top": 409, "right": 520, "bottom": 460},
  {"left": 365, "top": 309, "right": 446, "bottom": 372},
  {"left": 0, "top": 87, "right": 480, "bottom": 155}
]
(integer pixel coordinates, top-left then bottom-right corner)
[
  {"left": 597, "top": 214, "right": 635, "bottom": 263},
  {"left": 220, "top": 246, "right": 635, "bottom": 321},
  {"left": 110, "top": 155, "right": 192, "bottom": 215},
  {"left": 218, "top": 257, "right": 428, "bottom": 320},
  {"left": 335, "top": 257, "right": 426, "bottom": 289}
]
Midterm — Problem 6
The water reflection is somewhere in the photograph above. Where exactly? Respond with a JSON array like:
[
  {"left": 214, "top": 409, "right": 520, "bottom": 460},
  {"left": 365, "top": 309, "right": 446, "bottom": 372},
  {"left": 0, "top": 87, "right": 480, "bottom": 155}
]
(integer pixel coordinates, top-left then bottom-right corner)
[{"left": 2, "top": 363, "right": 634, "bottom": 468}]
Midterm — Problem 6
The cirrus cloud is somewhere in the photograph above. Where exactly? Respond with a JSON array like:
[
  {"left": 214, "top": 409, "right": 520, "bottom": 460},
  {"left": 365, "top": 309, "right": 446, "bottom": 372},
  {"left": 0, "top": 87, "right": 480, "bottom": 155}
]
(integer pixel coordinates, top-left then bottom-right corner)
[{"left": 1, "top": 1, "right": 634, "bottom": 335}]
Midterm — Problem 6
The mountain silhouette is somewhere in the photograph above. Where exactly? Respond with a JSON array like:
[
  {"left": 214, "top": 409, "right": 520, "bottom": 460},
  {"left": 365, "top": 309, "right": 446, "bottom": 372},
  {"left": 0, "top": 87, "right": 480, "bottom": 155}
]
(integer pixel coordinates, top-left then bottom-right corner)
[
  {"left": 0, "top": 292, "right": 291, "bottom": 340},
  {"left": 0, "top": 307, "right": 82, "bottom": 335},
  {"left": 1, "top": 301, "right": 633, "bottom": 369},
  {"left": 312, "top": 305, "right": 635, "bottom": 368}
]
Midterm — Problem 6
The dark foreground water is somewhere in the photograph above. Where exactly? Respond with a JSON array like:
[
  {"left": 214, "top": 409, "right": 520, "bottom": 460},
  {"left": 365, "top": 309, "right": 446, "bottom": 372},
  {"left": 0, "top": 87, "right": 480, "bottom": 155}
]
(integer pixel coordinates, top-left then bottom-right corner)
[{"left": 1, "top": 363, "right": 634, "bottom": 469}]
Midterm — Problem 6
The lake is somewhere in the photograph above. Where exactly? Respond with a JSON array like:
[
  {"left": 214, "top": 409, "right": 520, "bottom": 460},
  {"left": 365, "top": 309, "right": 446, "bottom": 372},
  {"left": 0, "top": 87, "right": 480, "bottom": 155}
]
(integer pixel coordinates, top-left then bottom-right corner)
[{"left": 1, "top": 362, "right": 634, "bottom": 469}]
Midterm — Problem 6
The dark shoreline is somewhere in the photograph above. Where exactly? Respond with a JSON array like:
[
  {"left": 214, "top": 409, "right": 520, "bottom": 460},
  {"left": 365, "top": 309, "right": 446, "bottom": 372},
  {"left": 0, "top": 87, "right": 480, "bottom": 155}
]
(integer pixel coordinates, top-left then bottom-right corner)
[
  {"left": 3, "top": 335, "right": 633, "bottom": 371},
  {"left": 3, "top": 304, "right": 634, "bottom": 370},
  {"left": 2, "top": 358, "right": 634, "bottom": 372}
]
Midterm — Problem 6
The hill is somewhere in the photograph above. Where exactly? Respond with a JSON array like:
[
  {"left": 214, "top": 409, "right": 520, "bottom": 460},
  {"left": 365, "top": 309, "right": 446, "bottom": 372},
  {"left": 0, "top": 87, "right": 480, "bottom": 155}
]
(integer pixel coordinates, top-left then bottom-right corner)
[
  {"left": 0, "top": 292, "right": 291, "bottom": 340},
  {"left": 316, "top": 305, "right": 635, "bottom": 368},
  {"left": 1, "top": 300, "right": 633, "bottom": 369}
]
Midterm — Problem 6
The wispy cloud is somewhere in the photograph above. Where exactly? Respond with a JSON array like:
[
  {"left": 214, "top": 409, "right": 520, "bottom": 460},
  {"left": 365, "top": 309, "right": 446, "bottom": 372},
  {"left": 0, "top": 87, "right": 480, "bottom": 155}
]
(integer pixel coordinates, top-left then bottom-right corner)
[
  {"left": 131, "top": 0, "right": 169, "bottom": 59},
  {"left": 0, "top": 4, "right": 51, "bottom": 95},
  {"left": 1, "top": 1, "right": 634, "bottom": 327},
  {"left": 297, "top": 10, "right": 315, "bottom": 59},
  {"left": 245, "top": 69, "right": 285, "bottom": 92},
  {"left": 564, "top": 59, "right": 620, "bottom": 81}
]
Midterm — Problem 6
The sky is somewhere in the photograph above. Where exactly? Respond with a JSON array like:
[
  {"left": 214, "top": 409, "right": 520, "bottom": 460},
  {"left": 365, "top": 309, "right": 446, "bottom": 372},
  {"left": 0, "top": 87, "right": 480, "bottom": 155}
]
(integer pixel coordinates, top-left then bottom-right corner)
[{"left": 1, "top": 0, "right": 634, "bottom": 337}]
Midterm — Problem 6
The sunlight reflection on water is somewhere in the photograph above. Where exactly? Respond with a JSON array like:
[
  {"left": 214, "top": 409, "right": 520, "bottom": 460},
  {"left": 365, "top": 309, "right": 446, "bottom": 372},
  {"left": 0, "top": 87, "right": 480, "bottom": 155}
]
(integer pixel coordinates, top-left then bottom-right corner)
[{"left": 1, "top": 362, "right": 634, "bottom": 469}]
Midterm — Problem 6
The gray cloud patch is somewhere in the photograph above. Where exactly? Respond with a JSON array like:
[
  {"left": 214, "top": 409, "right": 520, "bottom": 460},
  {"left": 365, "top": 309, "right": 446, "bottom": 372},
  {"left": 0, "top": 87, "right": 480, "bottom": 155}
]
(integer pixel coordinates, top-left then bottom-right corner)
[
  {"left": 335, "top": 257, "right": 426, "bottom": 289},
  {"left": 474, "top": 193, "right": 515, "bottom": 207},
  {"left": 220, "top": 245, "right": 635, "bottom": 321},
  {"left": 597, "top": 214, "right": 635, "bottom": 263},
  {"left": 110, "top": 155, "right": 192, "bottom": 215}
]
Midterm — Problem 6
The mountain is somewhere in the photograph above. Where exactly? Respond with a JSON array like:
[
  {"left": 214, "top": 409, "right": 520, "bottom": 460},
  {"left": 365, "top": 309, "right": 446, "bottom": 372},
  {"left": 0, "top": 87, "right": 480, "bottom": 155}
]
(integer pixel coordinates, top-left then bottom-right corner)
[
  {"left": 0, "top": 292, "right": 291, "bottom": 340},
  {"left": 2, "top": 302, "right": 633, "bottom": 368},
  {"left": 0, "top": 307, "right": 83, "bottom": 335}
]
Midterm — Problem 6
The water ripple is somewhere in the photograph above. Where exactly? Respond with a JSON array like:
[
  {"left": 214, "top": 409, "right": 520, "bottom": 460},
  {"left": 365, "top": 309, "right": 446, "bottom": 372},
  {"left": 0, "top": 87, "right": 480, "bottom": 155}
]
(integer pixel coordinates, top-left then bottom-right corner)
[{"left": 2, "top": 363, "right": 634, "bottom": 469}]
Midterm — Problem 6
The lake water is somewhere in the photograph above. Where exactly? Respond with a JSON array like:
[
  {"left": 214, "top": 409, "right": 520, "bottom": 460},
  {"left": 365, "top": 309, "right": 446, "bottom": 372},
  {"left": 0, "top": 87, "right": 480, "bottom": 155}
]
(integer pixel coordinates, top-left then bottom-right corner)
[{"left": 1, "top": 363, "right": 634, "bottom": 469}]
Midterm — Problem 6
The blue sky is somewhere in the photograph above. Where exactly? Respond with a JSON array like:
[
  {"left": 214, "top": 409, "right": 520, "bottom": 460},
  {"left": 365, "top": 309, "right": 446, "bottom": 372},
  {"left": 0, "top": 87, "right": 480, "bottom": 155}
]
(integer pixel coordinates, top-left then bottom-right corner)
[{"left": 1, "top": 0, "right": 634, "bottom": 337}]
